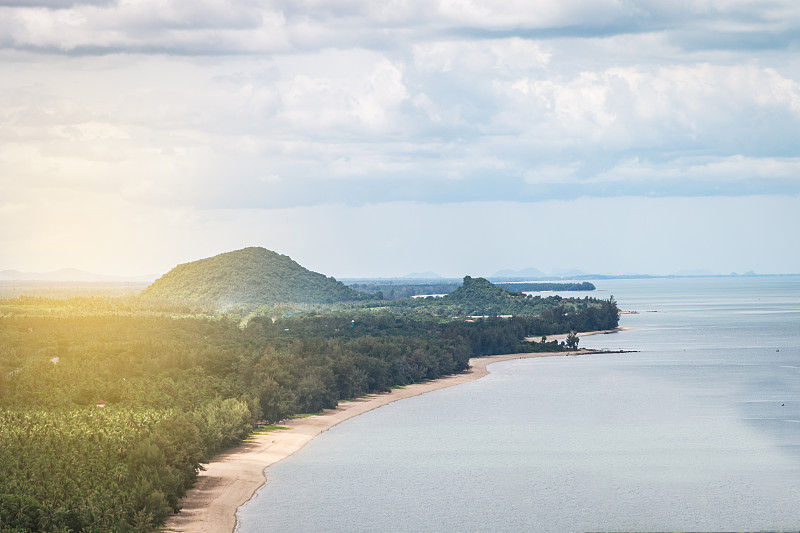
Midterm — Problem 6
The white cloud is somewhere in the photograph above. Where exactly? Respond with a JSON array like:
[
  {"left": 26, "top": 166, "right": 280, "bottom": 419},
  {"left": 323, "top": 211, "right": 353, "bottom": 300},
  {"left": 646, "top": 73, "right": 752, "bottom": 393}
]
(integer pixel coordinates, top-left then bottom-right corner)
[
  {"left": 436, "top": 0, "right": 637, "bottom": 29},
  {"left": 1, "top": 2, "right": 290, "bottom": 53},
  {"left": 413, "top": 38, "right": 549, "bottom": 74},
  {"left": 276, "top": 55, "right": 408, "bottom": 130},
  {"left": 3, "top": 0, "right": 800, "bottom": 56},
  {"left": 3, "top": 0, "right": 800, "bottom": 275},
  {"left": 592, "top": 155, "right": 800, "bottom": 184},
  {"left": 523, "top": 164, "right": 579, "bottom": 184},
  {"left": 498, "top": 62, "right": 800, "bottom": 154}
]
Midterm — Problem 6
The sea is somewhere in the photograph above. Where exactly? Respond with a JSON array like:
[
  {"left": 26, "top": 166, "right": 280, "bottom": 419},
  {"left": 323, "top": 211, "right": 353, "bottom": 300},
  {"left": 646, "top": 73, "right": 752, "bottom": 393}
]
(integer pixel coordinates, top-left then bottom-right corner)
[{"left": 236, "top": 276, "right": 800, "bottom": 532}]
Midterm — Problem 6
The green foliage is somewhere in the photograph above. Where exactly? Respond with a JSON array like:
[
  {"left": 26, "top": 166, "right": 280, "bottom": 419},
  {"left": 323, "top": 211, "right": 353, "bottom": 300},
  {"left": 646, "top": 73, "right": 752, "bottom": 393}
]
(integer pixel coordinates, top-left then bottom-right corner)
[
  {"left": 565, "top": 331, "right": 580, "bottom": 350},
  {"left": 0, "top": 408, "right": 202, "bottom": 532},
  {"left": 494, "top": 281, "right": 596, "bottom": 292},
  {"left": 338, "top": 276, "right": 603, "bottom": 318},
  {"left": 380, "top": 276, "right": 605, "bottom": 317},
  {"left": 346, "top": 280, "right": 596, "bottom": 300},
  {"left": 140, "top": 247, "right": 373, "bottom": 307},
  {"left": 192, "top": 398, "right": 252, "bottom": 459},
  {"left": 0, "top": 274, "right": 619, "bottom": 532},
  {"left": 251, "top": 425, "right": 290, "bottom": 433},
  {"left": 346, "top": 282, "right": 457, "bottom": 299}
]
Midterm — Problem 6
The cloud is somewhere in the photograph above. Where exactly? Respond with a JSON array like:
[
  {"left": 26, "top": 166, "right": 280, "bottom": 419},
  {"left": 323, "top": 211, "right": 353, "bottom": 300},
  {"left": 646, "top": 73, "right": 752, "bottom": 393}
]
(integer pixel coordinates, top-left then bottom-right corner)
[
  {"left": 3, "top": 0, "right": 800, "bottom": 56},
  {"left": 0, "top": 0, "right": 116, "bottom": 7},
  {"left": 275, "top": 53, "right": 408, "bottom": 130},
  {"left": 503, "top": 63, "right": 800, "bottom": 155},
  {"left": 2, "top": 0, "right": 800, "bottom": 276},
  {"left": 3, "top": 41, "right": 800, "bottom": 212},
  {"left": 0, "top": 1, "right": 289, "bottom": 54}
]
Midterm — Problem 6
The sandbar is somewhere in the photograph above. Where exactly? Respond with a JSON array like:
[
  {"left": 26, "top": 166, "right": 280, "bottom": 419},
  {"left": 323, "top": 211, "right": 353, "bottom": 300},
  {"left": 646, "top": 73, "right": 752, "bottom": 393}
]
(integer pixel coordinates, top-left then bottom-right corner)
[
  {"left": 163, "top": 329, "right": 623, "bottom": 533},
  {"left": 524, "top": 326, "right": 629, "bottom": 343}
]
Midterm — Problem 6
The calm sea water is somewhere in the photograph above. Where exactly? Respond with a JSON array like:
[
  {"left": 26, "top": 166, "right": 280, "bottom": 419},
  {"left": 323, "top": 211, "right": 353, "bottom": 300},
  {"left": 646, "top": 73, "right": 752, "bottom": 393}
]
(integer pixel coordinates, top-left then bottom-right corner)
[{"left": 237, "top": 277, "right": 800, "bottom": 532}]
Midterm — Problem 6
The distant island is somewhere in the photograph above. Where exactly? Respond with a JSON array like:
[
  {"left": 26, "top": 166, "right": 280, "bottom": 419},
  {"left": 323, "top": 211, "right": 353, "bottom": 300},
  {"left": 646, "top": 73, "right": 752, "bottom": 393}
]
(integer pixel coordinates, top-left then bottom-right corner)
[{"left": 0, "top": 247, "right": 619, "bottom": 532}]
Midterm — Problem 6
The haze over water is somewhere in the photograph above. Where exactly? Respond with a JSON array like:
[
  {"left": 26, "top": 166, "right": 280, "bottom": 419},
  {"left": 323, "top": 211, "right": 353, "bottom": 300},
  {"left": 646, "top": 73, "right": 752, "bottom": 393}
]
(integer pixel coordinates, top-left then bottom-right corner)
[{"left": 237, "top": 277, "right": 800, "bottom": 532}]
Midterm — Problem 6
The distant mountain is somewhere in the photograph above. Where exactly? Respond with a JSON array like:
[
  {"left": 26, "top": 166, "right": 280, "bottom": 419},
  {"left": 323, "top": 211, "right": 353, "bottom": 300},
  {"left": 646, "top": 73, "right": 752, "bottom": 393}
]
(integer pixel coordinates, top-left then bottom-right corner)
[
  {"left": 550, "top": 268, "right": 587, "bottom": 278},
  {"left": 0, "top": 268, "right": 155, "bottom": 282},
  {"left": 140, "top": 247, "right": 369, "bottom": 306},
  {"left": 492, "top": 267, "right": 546, "bottom": 278},
  {"left": 402, "top": 271, "right": 443, "bottom": 279}
]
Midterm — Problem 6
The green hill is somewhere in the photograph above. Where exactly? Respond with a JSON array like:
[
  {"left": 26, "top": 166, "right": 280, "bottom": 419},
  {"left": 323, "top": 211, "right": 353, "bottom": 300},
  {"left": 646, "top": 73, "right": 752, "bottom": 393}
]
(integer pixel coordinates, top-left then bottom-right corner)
[
  {"left": 441, "top": 275, "right": 527, "bottom": 310},
  {"left": 141, "top": 247, "right": 367, "bottom": 306},
  {"left": 415, "top": 276, "right": 612, "bottom": 319}
]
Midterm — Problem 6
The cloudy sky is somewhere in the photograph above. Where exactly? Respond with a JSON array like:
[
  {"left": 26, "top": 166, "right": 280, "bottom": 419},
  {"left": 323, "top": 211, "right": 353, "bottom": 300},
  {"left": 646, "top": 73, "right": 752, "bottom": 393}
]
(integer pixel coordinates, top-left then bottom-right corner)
[{"left": 2, "top": 0, "right": 799, "bottom": 279}]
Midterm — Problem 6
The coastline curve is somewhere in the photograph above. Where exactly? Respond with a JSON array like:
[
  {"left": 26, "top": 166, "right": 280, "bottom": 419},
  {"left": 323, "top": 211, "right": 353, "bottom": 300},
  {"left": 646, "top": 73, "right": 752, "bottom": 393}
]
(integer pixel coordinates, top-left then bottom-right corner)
[{"left": 163, "top": 329, "right": 624, "bottom": 533}]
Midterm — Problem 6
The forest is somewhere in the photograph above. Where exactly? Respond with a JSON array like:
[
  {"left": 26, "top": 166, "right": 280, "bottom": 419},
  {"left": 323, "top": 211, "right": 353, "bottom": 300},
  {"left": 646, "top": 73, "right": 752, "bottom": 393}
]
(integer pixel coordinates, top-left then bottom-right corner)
[
  {"left": 0, "top": 276, "right": 618, "bottom": 532},
  {"left": 345, "top": 280, "right": 596, "bottom": 299}
]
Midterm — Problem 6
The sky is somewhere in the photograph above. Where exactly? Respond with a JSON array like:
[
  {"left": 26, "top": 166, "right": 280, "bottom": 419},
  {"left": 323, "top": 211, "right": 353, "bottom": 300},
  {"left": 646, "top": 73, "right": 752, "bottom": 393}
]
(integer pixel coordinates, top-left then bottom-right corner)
[{"left": 1, "top": 0, "right": 799, "bottom": 279}]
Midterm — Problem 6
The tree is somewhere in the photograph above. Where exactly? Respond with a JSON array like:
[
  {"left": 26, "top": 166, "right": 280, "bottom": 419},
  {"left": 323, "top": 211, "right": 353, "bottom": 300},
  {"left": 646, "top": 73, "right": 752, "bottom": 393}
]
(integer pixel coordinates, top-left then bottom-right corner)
[{"left": 565, "top": 331, "right": 579, "bottom": 350}]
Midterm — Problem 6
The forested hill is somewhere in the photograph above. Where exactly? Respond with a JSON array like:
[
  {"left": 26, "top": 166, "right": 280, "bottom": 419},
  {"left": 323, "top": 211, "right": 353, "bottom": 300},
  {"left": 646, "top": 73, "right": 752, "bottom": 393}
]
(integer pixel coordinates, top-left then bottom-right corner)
[
  {"left": 436, "top": 275, "right": 541, "bottom": 315},
  {"left": 421, "top": 276, "right": 615, "bottom": 318},
  {"left": 444, "top": 275, "right": 523, "bottom": 305},
  {"left": 140, "top": 247, "right": 369, "bottom": 306}
]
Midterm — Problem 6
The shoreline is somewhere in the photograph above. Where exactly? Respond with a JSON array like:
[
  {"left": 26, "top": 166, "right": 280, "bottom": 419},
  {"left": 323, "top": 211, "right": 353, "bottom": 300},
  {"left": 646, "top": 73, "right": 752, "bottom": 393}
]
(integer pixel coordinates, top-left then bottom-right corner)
[
  {"left": 524, "top": 326, "right": 630, "bottom": 343},
  {"left": 163, "top": 329, "right": 624, "bottom": 533}
]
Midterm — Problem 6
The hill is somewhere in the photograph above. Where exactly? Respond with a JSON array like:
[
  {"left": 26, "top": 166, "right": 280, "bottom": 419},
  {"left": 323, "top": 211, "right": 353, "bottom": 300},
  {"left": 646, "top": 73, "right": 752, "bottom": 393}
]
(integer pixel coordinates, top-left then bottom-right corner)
[
  {"left": 140, "top": 247, "right": 368, "bottom": 306},
  {"left": 441, "top": 275, "right": 526, "bottom": 309}
]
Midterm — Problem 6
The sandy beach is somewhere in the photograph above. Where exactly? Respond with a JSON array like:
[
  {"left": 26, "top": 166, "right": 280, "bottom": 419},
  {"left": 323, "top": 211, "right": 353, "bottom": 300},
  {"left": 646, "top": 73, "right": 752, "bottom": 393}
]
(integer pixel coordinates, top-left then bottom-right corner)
[{"left": 163, "top": 329, "right": 623, "bottom": 533}]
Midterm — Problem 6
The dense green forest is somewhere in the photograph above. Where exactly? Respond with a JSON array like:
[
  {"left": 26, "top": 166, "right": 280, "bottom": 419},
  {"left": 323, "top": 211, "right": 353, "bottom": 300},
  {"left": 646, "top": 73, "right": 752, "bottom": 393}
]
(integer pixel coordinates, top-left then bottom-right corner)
[
  {"left": 367, "top": 276, "right": 604, "bottom": 317},
  {"left": 0, "top": 267, "right": 618, "bottom": 532},
  {"left": 346, "top": 280, "right": 596, "bottom": 299},
  {"left": 495, "top": 281, "right": 596, "bottom": 292}
]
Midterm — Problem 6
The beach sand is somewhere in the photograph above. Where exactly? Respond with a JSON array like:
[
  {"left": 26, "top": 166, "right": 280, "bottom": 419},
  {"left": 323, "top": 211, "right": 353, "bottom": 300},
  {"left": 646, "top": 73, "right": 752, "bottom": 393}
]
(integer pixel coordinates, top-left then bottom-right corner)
[{"left": 163, "top": 329, "right": 623, "bottom": 533}]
